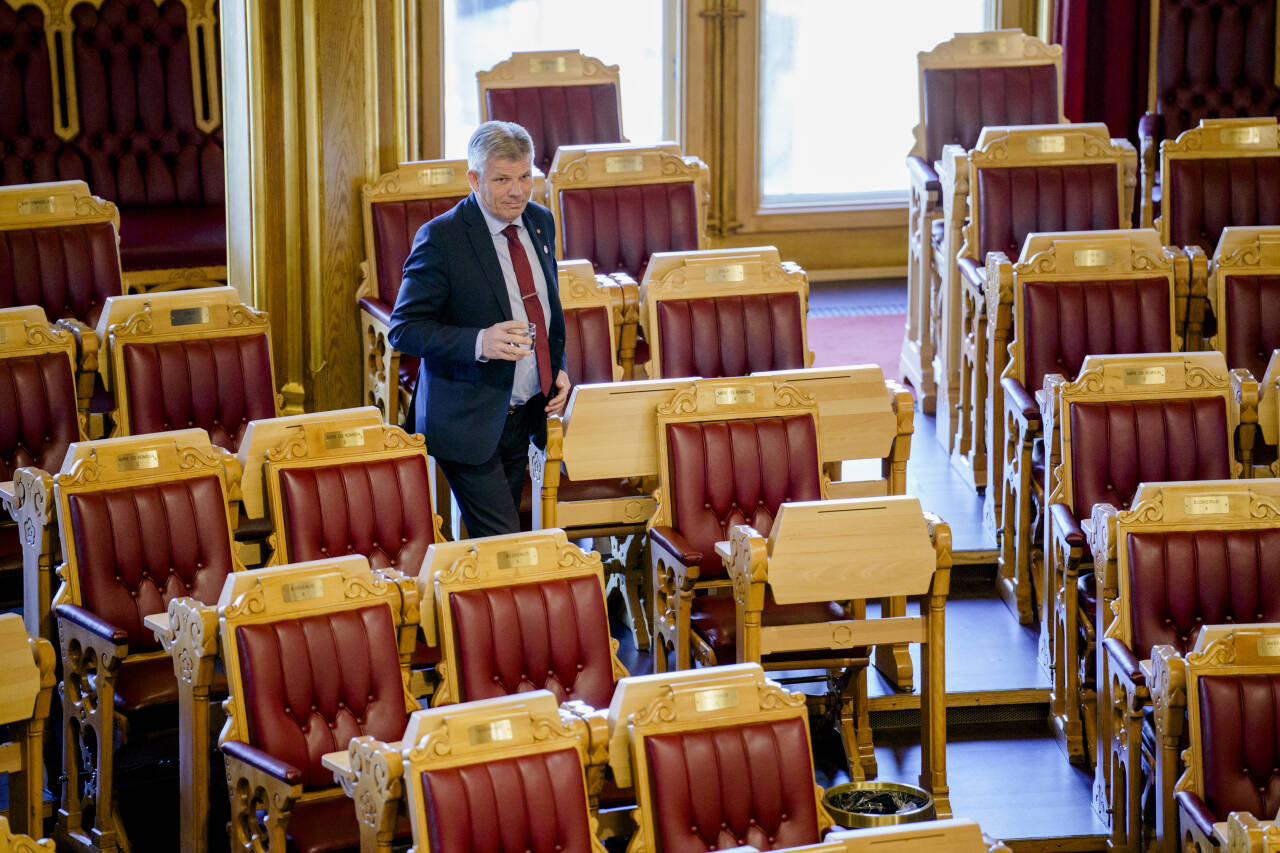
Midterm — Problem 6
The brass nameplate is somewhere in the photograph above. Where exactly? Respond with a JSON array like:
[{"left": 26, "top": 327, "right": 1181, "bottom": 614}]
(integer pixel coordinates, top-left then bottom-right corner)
[
  {"left": 704, "top": 264, "right": 745, "bottom": 283},
  {"left": 323, "top": 429, "right": 366, "bottom": 449},
  {"left": 170, "top": 306, "right": 210, "bottom": 326},
  {"left": 714, "top": 387, "right": 756, "bottom": 405},
  {"left": 1221, "top": 126, "right": 1262, "bottom": 145},
  {"left": 1123, "top": 366, "right": 1167, "bottom": 385},
  {"left": 281, "top": 579, "right": 324, "bottom": 603},
  {"left": 417, "top": 166, "right": 456, "bottom": 186},
  {"left": 1184, "top": 495, "right": 1230, "bottom": 515},
  {"left": 470, "top": 718, "right": 514, "bottom": 745},
  {"left": 530, "top": 56, "right": 566, "bottom": 74},
  {"left": 605, "top": 155, "right": 644, "bottom": 173},
  {"left": 17, "top": 197, "right": 54, "bottom": 215},
  {"left": 1026, "top": 135, "right": 1066, "bottom": 154},
  {"left": 496, "top": 546, "right": 538, "bottom": 570},
  {"left": 969, "top": 37, "right": 1008, "bottom": 54},
  {"left": 694, "top": 688, "right": 739, "bottom": 713},
  {"left": 116, "top": 450, "right": 159, "bottom": 471},
  {"left": 1073, "top": 249, "right": 1113, "bottom": 267},
  {"left": 1259, "top": 635, "right": 1280, "bottom": 657}
]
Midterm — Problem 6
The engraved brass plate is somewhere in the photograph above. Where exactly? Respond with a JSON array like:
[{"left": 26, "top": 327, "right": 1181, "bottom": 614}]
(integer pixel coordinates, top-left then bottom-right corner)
[
  {"left": 1221, "top": 127, "right": 1262, "bottom": 145},
  {"left": 323, "top": 429, "right": 366, "bottom": 449},
  {"left": 417, "top": 166, "right": 456, "bottom": 186},
  {"left": 170, "top": 306, "right": 210, "bottom": 326},
  {"left": 1259, "top": 635, "right": 1280, "bottom": 657},
  {"left": 704, "top": 264, "right": 745, "bottom": 283},
  {"left": 17, "top": 197, "right": 54, "bottom": 215},
  {"left": 116, "top": 450, "right": 159, "bottom": 471},
  {"left": 530, "top": 56, "right": 566, "bottom": 74},
  {"left": 694, "top": 688, "right": 738, "bottom": 713},
  {"left": 496, "top": 546, "right": 538, "bottom": 570},
  {"left": 968, "top": 37, "right": 1008, "bottom": 54},
  {"left": 1123, "top": 366, "right": 1167, "bottom": 385},
  {"left": 1184, "top": 495, "right": 1230, "bottom": 515},
  {"left": 605, "top": 155, "right": 644, "bottom": 173},
  {"left": 714, "top": 387, "right": 756, "bottom": 405},
  {"left": 281, "top": 579, "right": 324, "bottom": 603},
  {"left": 1026, "top": 135, "right": 1066, "bottom": 154},
  {"left": 470, "top": 718, "right": 514, "bottom": 745},
  {"left": 1073, "top": 249, "right": 1113, "bottom": 267}
]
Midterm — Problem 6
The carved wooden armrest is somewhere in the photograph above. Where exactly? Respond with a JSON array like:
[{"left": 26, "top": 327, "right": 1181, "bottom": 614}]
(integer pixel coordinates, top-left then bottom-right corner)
[
  {"left": 1176, "top": 790, "right": 1220, "bottom": 851},
  {"left": 154, "top": 597, "right": 220, "bottom": 689},
  {"left": 54, "top": 317, "right": 100, "bottom": 380},
  {"left": 1049, "top": 503, "right": 1086, "bottom": 554},
  {"left": 1103, "top": 637, "right": 1147, "bottom": 696},
  {"left": 0, "top": 817, "right": 55, "bottom": 852},
  {"left": 725, "top": 524, "right": 768, "bottom": 598},
  {"left": 907, "top": 154, "right": 941, "bottom": 202},
  {"left": 1232, "top": 368, "right": 1260, "bottom": 473},
  {"left": 55, "top": 603, "right": 129, "bottom": 648},
  {"left": 560, "top": 701, "right": 611, "bottom": 798},
  {"left": 1138, "top": 111, "right": 1160, "bottom": 230},
  {"left": 1149, "top": 643, "right": 1188, "bottom": 743},
  {"left": 1226, "top": 811, "right": 1272, "bottom": 853},
  {"left": 222, "top": 739, "right": 304, "bottom": 848},
  {"left": 341, "top": 735, "right": 404, "bottom": 850},
  {"left": 1040, "top": 374, "right": 1066, "bottom": 425},
  {"left": 1003, "top": 378, "right": 1040, "bottom": 428},
  {"left": 958, "top": 255, "right": 985, "bottom": 293},
  {"left": 649, "top": 526, "right": 704, "bottom": 586}
]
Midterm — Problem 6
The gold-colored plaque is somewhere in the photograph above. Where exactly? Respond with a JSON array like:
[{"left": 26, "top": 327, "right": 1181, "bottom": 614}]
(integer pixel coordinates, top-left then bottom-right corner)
[
  {"left": 1184, "top": 495, "right": 1230, "bottom": 515},
  {"left": 1220, "top": 127, "right": 1262, "bottom": 145},
  {"left": 496, "top": 546, "right": 538, "bottom": 570},
  {"left": 1259, "top": 635, "right": 1280, "bottom": 657},
  {"left": 1073, "top": 249, "right": 1113, "bottom": 267},
  {"left": 470, "top": 718, "right": 515, "bottom": 745},
  {"left": 281, "top": 579, "right": 324, "bottom": 603},
  {"left": 1026, "top": 135, "right": 1066, "bottom": 154},
  {"left": 969, "top": 37, "right": 1008, "bottom": 54},
  {"left": 694, "top": 688, "right": 738, "bottom": 713},
  {"left": 170, "top": 306, "right": 210, "bottom": 326},
  {"left": 704, "top": 264, "right": 745, "bottom": 283},
  {"left": 714, "top": 387, "right": 756, "bottom": 405},
  {"left": 1123, "top": 366, "right": 1167, "bottom": 385},
  {"left": 605, "top": 155, "right": 644, "bottom": 173},
  {"left": 417, "top": 166, "right": 456, "bottom": 186},
  {"left": 323, "top": 429, "right": 366, "bottom": 449},
  {"left": 116, "top": 450, "right": 159, "bottom": 471},
  {"left": 530, "top": 56, "right": 566, "bottom": 74},
  {"left": 17, "top": 197, "right": 54, "bottom": 215}
]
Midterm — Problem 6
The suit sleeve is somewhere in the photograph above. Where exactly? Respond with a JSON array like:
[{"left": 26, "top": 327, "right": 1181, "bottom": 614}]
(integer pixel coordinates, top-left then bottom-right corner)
[{"left": 388, "top": 221, "right": 484, "bottom": 365}]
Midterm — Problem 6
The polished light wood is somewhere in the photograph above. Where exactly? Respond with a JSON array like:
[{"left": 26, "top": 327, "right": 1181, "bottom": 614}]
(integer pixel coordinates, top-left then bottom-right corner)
[
  {"left": 0, "top": 816, "right": 55, "bottom": 853},
  {"left": 760, "top": 819, "right": 1011, "bottom": 851},
  {"left": 0, "top": 615, "right": 56, "bottom": 840}
]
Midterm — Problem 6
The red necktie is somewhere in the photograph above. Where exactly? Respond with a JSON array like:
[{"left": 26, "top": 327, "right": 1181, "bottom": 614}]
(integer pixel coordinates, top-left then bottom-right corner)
[{"left": 502, "top": 224, "right": 553, "bottom": 396}]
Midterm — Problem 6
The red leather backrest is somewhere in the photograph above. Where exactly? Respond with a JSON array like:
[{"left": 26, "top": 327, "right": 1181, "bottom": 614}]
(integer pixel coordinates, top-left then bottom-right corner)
[
  {"left": 422, "top": 747, "right": 596, "bottom": 853},
  {"left": 1068, "top": 398, "right": 1231, "bottom": 517},
  {"left": 1199, "top": 673, "right": 1280, "bottom": 821},
  {"left": 1168, "top": 157, "right": 1280, "bottom": 252},
  {"left": 563, "top": 305, "right": 615, "bottom": 385},
  {"left": 559, "top": 183, "right": 699, "bottom": 280},
  {"left": 977, "top": 164, "right": 1121, "bottom": 259},
  {"left": 370, "top": 196, "right": 465, "bottom": 308},
  {"left": 0, "top": 4, "right": 75, "bottom": 186},
  {"left": 277, "top": 455, "right": 437, "bottom": 574},
  {"left": 1155, "top": 0, "right": 1280, "bottom": 141},
  {"left": 236, "top": 604, "right": 409, "bottom": 789},
  {"left": 921, "top": 65, "right": 1060, "bottom": 164},
  {"left": 67, "top": 474, "right": 233, "bottom": 649},
  {"left": 121, "top": 334, "right": 275, "bottom": 451},
  {"left": 69, "top": 0, "right": 224, "bottom": 208},
  {"left": 485, "top": 84, "right": 623, "bottom": 175},
  {"left": 0, "top": 352, "right": 79, "bottom": 479},
  {"left": 449, "top": 574, "right": 614, "bottom": 708},
  {"left": 1224, "top": 274, "right": 1280, "bottom": 380},
  {"left": 1022, "top": 277, "right": 1171, "bottom": 391},
  {"left": 1128, "top": 528, "right": 1280, "bottom": 655},
  {"left": 666, "top": 415, "right": 820, "bottom": 580},
  {"left": 655, "top": 294, "right": 806, "bottom": 379},
  {"left": 0, "top": 223, "right": 123, "bottom": 325},
  {"left": 644, "top": 716, "right": 821, "bottom": 852}
]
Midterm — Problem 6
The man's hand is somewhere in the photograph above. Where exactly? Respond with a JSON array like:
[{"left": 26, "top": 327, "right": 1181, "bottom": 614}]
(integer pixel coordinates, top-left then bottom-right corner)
[
  {"left": 481, "top": 319, "right": 533, "bottom": 361},
  {"left": 545, "top": 370, "right": 571, "bottom": 416}
]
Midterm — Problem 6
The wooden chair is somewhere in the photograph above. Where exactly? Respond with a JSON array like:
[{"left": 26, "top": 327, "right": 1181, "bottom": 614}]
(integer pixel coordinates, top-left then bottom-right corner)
[
  {"left": 1041, "top": 351, "right": 1252, "bottom": 764},
  {"left": 902, "top": 29, "right": 1064, "bottom": 413},
  {"left": 215, "top": 555, "right": 419, "bottom": 853},
  {"left": 478, "top": 49, "right": 625, "bottom": 177},
  {"left": 49, "top": 430, "right": 242, "bottom": 853},
  {"left": 0, "top": 817, "right": 55, "bottom": 853},
  {"left": 0, "top": 614, "right": 56, "bottom": 840},
  {"left": 936, "top": 122, "right": 1136, "bottom": 490},
  {"left": 547, "top": 142, "right": 710, "bottom": 281},
  {"left": 986, "top": 229, "right": 1187, "bottom": 625},
  {"left": 1089, "top": 480, "right": 1280, "bottom": 853},
  {"left": 739, "top": 820, "right": 1011, "bottom": 852}
]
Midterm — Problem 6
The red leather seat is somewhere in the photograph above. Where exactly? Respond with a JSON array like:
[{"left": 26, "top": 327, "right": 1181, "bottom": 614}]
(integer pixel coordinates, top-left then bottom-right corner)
[
  {"left": 976, "top": 164, "right": 1122, "bottom": 261},
  {"left": 691, "top": 595, "right": 858, "bottom": 666},
  {"left": 485, "top": 83, "right": 623, "bottom": 175},
  {"left": 0, "top": 223, "right": 123, "bottom": 327},
  {"left": 560, "top": 183, "right": 700, "bottom": 280},
  {"left": 0, "top": 351, "right": 80, "bottom": 479},
  {"left": 117, "top": 204, "right": 226, "bottom": 271},
  {"left": 1223, "top": 272, "right": 1280, "bottom": 382},
  {"left": 920, "top": 65, "right": 1061, "bottom": 168},
  {"left": 654, "top": 293, "right": 806, "bottom": 379},
  {"left": 563, "top": 304, "right": 617, "bottom": 384},
  {"left": 1167, "top": 157, "right": 1280, "bottom": 253}
]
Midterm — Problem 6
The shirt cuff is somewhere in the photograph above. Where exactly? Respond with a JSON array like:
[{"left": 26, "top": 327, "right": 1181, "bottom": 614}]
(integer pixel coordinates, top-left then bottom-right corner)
[{"left": 475, "top": 330, "right": 488, "bottom": 362}]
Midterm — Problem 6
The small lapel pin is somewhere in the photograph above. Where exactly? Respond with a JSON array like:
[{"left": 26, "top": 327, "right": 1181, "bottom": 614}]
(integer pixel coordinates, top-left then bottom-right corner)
[{"left": 543, "top": 245, "right": 549, "bottom": 254}]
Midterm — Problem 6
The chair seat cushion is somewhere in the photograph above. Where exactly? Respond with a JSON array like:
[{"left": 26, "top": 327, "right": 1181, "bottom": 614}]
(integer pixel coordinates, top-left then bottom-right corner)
[
  {"left": 115, "top": 654, "right": 228, "bottom": 713},
  {"left": 412, "top": 639, "right": 441, "bottom": 668},
  {"left": 287, "top": 795, "right": 411, "bottom": 853},
  {"left": 117, "top": 204, "right": 227, "bottom": 271},
  {"left": 691, "top": 594, "right": 860, "bottom": 666}
]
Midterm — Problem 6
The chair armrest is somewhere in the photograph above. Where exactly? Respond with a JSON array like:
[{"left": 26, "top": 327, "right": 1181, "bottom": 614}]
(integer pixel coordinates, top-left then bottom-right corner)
[
  {"left": 958, "top": 255, "right": 985, "bottom": 291},
  {"left": 1048, "top": 503, "right": 1086, "bottom": 549},
  {"left": 53, "top": 603, "right": 129, "bottom": 645},
  {"left": 648, "top": 526, "right": 703, "bottom": 569},
  {"left": 1232, "top": 368, "right": 1260, "bottom": 473},
  {"left": 1001, "top": 377, "right": 1040, "bottom": 424},
  {"left": 1102, "top": 637, "right": 1145, "bottom": 690},
  {"left": 560, "top": 701, "right": 611, "bottom": 796},
  {"left": 222, "top": 739, "right": 304, "bottom": 785},
  {"left": 54, "top": 317, "right": 100, "bottom": 376},
  {"left": 339, "top": 735, "right": 405, "bottom": 846},
  {"left": 154, "top": 597, "right": 221, "bottom": 689},
  {"left": 907, "top": 155, "right": 940, "bottom": 197},
  {"left": 1174, "top": 790, "right": 1219, "bottom": 846}
]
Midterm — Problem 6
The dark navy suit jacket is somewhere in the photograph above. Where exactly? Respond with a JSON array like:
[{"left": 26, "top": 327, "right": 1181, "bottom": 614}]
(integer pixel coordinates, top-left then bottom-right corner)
[{"left": 388, "top": 193, "right": 564, "bottom": 464}]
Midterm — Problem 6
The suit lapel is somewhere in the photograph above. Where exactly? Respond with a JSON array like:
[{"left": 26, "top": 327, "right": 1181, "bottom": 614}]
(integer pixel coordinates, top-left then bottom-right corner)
[
  {"left": 461, "top": 195, "right": 513, "bottom": 321},
  {"left": 523, "top": 208, "right": 557, "bottom": 287}
]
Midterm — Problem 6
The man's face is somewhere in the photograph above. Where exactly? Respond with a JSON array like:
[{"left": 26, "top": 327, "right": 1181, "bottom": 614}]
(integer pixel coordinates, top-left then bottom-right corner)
[{"left": 468, "top": 155, "right": 534, "bottom": 223}]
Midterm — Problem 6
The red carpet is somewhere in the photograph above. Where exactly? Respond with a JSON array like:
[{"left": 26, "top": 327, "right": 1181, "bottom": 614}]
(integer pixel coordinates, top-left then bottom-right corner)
[{"left": 808, "top": 313, "right": 907, "bottom": 384}]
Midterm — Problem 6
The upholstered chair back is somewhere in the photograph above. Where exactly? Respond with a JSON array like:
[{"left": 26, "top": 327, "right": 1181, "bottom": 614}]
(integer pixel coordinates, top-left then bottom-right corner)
[
  {"left": 0, "top": 4, "right": 69, "bottom": 186},
  {"left": 1222, "top": 272, "right": 1280, "bottom": 381},
  {"left": 369, "top": 195, "right": 466, "bottom": 310},
  {"left": 655, "top": 293, "right": 806, "bottom": 379},
  {"left": 0, "top": 352, "right": 78, "bottom": 479},
  {"left": 976, "top": 164, "right": 1121, "bottom": 260},
  {"left": 1197, "top": 672, "right": 1280, "bottom": 821},
  {"left": 563, "top": 303, "right": 616, "bottom": 384},
  {"left": 485, "top": 84, "right": 622, "bottom": 175},
  {"left": 922, "top": 64, "right": 1060, "bottom": 164},
  {"left": 560, "top": 182, "right": 700, "bottom": 280},
  {"left": 0, "top": 222, "right": 122, "bottom": 326},
  {"left": 1167, "top": 157, "right": 1280, "bottom": 252}
]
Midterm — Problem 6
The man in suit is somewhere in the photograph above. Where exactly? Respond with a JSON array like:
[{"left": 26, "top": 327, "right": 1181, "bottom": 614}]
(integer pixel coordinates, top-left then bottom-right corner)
[{"left": 389, "top": 121, "right": 569, "bottom": 537}]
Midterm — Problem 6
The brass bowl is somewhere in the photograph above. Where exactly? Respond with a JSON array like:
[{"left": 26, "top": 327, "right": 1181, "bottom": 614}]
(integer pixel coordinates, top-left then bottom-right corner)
[{"left": 823, "top": 781, "right": 935, "bottom": 828}]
